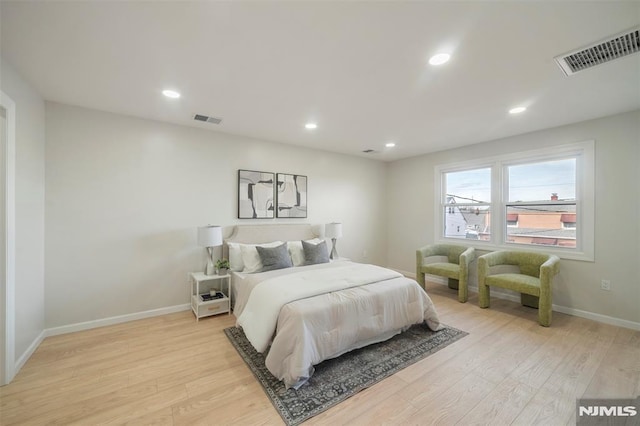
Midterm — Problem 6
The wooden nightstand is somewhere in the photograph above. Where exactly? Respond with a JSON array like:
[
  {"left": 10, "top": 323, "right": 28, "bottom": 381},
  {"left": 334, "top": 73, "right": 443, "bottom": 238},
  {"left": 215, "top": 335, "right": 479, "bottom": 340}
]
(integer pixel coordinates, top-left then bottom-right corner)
[{"left": 189, "top": 272, "right": 231, "bottom": 321}]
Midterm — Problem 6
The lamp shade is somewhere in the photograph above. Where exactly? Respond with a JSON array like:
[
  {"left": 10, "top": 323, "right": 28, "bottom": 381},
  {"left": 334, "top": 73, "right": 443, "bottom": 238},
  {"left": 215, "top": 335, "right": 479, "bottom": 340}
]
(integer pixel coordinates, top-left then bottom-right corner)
[
  {"left": 325, "top": 222, "right": 343, "bottom": 239},
  {"left": 197, "top": 225, "right": 222, "bottom": 247}
]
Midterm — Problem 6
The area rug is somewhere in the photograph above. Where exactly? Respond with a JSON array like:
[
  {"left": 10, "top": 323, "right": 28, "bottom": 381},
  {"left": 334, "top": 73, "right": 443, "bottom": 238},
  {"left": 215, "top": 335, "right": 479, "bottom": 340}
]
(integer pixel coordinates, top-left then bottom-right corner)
[{"left": 224, "top": 324, "right": 467, "bottom": 425}]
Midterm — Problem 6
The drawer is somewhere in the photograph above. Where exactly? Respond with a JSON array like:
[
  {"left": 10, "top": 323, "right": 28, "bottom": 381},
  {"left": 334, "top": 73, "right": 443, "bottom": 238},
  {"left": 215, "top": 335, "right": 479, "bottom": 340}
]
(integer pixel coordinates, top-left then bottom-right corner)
[{"left": 196, "top": 298, "right": 228, "bottom": 317}]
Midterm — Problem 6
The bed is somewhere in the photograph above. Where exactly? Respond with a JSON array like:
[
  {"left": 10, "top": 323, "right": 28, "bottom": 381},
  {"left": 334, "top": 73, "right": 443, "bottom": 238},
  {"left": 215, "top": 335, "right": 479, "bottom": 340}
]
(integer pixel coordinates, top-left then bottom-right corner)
[{"left": 225, "top": 224, "right": 441, "bottom": 389}]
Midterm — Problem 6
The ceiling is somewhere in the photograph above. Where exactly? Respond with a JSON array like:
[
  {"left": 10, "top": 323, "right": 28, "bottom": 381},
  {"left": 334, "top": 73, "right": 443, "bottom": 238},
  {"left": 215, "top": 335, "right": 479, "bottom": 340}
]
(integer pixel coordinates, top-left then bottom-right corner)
[{"left": 1, "top": 1, "right": 639, "bottom": 162}]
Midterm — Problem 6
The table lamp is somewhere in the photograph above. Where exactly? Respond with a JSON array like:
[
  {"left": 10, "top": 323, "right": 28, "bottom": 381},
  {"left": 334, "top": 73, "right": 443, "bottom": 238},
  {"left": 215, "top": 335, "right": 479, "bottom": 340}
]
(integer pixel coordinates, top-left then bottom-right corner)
[
  {"left": 197, "top": 225, "right": 222, "bottom": 275},
  {"left": 325, "top": 222, "right": 342, "bottom": 260}
]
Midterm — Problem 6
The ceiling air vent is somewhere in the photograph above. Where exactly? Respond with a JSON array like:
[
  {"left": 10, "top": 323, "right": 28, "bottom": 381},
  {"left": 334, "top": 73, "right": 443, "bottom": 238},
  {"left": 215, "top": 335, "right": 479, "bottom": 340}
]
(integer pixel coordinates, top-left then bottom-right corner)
[
  {"left": 362, "top": 149, "right": 379, "bottom": 154},
  {"left": 193, "top": 114, "right": 222, "bottom": 125},
  {"left": 554, "top": 28, "right": 639, "bottom": 76}
]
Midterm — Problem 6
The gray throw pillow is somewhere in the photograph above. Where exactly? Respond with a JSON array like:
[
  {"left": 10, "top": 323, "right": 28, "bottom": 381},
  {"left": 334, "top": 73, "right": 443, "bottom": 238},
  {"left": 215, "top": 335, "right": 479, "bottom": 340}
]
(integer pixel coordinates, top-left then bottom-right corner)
[
  {"left": 256, "top": 243, "right": 293, "bottom": 272},
  {"left": 302, "top": 240, "right": 330, "bottom": 265}
]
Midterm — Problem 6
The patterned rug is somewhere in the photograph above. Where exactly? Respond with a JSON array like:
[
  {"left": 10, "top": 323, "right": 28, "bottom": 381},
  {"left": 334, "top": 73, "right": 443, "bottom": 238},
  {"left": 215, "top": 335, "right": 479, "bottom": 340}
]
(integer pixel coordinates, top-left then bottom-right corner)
[{"left": 224, "top": 324, "right": 467, "bottom": 425}]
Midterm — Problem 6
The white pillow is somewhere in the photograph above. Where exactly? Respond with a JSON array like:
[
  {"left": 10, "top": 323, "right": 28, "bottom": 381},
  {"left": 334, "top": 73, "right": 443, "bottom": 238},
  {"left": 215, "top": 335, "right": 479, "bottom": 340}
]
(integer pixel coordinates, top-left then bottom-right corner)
[
  {"left": 227, "top": 242, "right": 244, "bottom": 272},
  {"left": 240, "top": 241, "right": 284, "bottom": 273},
  {"left": 287, "top": 238, "right": 323, "bottom": 267}
]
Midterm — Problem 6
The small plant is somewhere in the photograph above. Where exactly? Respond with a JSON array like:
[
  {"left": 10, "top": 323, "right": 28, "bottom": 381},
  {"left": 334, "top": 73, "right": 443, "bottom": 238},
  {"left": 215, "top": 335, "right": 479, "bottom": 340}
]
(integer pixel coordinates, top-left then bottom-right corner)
[{"left": 215, "top": 258, "right": 230, "bottom": 270}]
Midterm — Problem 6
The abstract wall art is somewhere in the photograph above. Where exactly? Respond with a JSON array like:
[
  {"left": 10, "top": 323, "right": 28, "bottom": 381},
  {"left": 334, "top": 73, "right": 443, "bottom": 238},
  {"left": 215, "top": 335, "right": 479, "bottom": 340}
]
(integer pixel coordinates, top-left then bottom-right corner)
[
  {"left": 276, "top": 173, "right": 308, "bottom": 218},
  {"left": 238, "top": 170, "right": 275, "bottom": 219}
]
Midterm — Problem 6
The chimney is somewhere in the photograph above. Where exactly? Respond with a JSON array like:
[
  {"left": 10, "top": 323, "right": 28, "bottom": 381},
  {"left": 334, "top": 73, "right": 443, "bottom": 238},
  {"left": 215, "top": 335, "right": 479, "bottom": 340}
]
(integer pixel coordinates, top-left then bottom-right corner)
[{"left": 551, "top": 193, "right": 559, "bottom": 201}]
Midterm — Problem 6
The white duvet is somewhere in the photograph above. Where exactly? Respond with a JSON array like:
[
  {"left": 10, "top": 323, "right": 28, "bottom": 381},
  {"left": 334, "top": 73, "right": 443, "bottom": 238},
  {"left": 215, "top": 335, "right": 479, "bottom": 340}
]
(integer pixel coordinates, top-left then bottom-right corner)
[
  {"left": 236, "top": 262, "right": 402, "bottom": 352},
  {"left": 234, "top": 261, "right": 441, "bottom": 389}
]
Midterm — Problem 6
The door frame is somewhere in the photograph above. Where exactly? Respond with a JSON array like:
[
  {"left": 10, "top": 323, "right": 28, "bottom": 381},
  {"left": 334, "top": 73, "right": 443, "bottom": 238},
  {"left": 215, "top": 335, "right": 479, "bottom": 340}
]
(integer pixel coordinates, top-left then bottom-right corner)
[{"left": 1, "top": 90, "right": 16, "bottom": 385}]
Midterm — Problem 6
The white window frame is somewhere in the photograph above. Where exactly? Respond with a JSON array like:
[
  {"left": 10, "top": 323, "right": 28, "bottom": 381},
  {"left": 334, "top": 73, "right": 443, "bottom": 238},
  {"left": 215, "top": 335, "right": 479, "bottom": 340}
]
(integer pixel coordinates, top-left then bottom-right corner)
[
  {"left": 441, "top": 165, "right": 492, "bottom": 241},
  {"left": 435, "top": 141, "right": 595, "bottom": 261}
]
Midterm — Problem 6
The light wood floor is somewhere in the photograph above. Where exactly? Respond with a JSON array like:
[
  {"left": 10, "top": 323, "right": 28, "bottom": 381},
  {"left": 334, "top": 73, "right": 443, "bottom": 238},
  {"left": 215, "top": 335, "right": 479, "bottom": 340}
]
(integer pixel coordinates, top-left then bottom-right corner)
[{"left": 1, "top": 282, "right": 639, "bottom": 425}]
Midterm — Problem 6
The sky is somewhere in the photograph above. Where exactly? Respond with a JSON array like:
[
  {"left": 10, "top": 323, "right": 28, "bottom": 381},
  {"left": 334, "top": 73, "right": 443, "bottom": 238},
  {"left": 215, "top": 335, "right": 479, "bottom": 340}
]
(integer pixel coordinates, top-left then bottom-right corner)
[{"left": 446, "top": 158, "right": 576, "bottom": 203}]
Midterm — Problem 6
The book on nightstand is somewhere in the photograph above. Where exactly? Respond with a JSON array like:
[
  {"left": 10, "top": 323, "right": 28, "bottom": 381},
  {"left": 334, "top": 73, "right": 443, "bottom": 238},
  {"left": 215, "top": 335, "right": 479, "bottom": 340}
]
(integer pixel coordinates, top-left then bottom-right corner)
[{"left": 201, "top": 292, "right": 225, "bottom": 302}]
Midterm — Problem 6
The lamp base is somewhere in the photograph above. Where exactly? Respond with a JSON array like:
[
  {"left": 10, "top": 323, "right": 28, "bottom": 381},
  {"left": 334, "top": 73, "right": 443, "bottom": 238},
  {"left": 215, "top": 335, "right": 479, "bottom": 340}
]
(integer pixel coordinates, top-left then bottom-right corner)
[
  {"left": 330, "top": 238, "right": 338, "bottom": 260},
  {"left": 205, "top": 261, "right": 215, "bottom": 276},
  {"left": 204, "top": 247, "right": 215, "bottom": 275}
]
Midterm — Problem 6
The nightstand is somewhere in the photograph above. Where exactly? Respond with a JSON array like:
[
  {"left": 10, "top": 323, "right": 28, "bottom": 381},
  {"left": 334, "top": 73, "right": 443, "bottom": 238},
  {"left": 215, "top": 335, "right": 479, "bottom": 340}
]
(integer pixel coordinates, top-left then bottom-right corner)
[{"left": 189, "top": 272, "right": 231, "bottom": 321}]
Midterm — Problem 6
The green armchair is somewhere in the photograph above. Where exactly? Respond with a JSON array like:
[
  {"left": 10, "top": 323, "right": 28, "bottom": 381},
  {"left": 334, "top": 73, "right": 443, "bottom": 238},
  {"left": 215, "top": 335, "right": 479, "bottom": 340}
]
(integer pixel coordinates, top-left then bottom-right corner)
[
  {"left": 416, "top": 244, "right": 475, "bottom": 303},
  {"left": 478, "top": 250, "right": 560, "bottom": 326}
]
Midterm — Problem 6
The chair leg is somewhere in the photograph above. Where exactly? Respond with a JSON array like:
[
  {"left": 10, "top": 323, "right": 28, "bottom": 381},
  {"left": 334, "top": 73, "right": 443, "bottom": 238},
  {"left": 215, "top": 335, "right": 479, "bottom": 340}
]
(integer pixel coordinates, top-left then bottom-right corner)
[
  {"left": 479, "top": 283, "right": 490, "bottom": 308},
  {"left": 416, "top": 271, "right": 425, "bottom": 289},
  {"left": 538, "top": 293, "right": 552, "bottom": 327},
  {"left": 458, "top": 279, "right": 468, "bottom": 303}
]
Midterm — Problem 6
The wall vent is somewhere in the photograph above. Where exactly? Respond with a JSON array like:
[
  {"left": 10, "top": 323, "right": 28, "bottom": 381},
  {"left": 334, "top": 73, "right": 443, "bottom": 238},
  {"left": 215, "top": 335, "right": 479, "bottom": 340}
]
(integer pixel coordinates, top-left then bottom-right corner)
[
  {"left": 554, "top": 28, "right": 639, "bottom": 76},
  {"left": 193, "top": 114, "right": 222, "bottom": 125}
]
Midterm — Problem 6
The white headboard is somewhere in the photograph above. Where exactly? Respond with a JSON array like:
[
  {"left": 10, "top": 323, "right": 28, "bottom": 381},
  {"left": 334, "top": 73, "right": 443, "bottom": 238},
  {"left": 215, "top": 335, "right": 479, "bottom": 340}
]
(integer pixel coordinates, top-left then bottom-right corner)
[{"left": 224, "top": 224, "right": 322, "bottom": 246}]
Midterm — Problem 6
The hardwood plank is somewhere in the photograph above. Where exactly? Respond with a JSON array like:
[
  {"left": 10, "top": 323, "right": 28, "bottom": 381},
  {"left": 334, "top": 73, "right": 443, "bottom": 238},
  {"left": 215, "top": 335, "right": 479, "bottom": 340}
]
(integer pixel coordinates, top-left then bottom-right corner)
[
  {"left": 508, "top": 325, "right": 581, "bottom": 390},
  {"left": 613, "top": 327, "right": 640, "bottom": 348},
  {"left": 171, "top": 379, "right": 276, "bottom": 426},
  {"left": 457, "top": 377, "right": 536, "bottom": 425},
  {"left": 122, "top": 407, "right": 174, "bottom": 426},
  {"left": 582, "top": 342, "right": 640, "bottom": 398},
  {"left": 410, "top": 372, "right": 496, "bottom": 425},
  {"left": 0, "top": 373, "right": 129, "bottom": 423},
  {"left": 67, "top": 385, "right": 189, "bottom": 425},
  {"left": 513, "top": 389, "right": 576, "bottom": 426},
  {"left": 1, "top": 291, "right": 638, "bottom": 425}
]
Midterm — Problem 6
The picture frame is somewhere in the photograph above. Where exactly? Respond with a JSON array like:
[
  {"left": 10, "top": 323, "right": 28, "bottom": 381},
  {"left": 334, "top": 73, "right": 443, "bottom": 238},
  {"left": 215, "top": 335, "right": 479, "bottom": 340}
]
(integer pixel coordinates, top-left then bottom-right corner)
[
  {"left": 238, "top": 169, "right": 275, "bottom": 219},
  {"left": 276, "top": 173, "right": 308, "bottom": 218}
]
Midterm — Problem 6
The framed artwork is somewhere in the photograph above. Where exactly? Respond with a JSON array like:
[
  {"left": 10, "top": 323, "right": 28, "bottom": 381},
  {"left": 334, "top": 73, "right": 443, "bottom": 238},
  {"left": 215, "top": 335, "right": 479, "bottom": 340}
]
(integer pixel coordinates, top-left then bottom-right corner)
[
  {"left": 238, "top": 170, "right": 275, "bottom": 219},
  {"left": 276, "top": 173, "right": 308, "bottom": 218}
]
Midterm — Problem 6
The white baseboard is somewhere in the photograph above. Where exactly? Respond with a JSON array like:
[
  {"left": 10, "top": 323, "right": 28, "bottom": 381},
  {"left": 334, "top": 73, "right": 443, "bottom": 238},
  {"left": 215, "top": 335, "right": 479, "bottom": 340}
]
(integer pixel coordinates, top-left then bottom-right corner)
[
  {"left": 8, "top": 304, "right": 191, "bottom": 384},
  {"left": 44, "top": 303, "right": 191, "bottom": 337},
  {"left": 393, "top": 268, "right": 640, "bottom": 331},
  {"left": 552, "top": 305, "right": 640, "bottom": 331},
  {"left": 15, "top": 329, "right": 45, "bottom": 375}
]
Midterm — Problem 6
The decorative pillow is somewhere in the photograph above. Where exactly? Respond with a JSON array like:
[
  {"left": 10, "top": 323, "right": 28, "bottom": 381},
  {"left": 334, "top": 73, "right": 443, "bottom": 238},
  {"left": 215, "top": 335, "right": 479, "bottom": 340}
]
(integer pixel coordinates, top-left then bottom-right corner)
[
  {"left": 302, "top": 240, "right": 330, "bottom": 265},
  {"left": 240, "top": 241, "right": 284, "bottom": 273},
  {"left": 256, "top": 243, "right": 293, "bottom": 272},
  {"left": 227, "top": 242, "right": 244, "bottom": 272},
  {"left": 287, "top": 238, "right": 323, "bottom": 266}
]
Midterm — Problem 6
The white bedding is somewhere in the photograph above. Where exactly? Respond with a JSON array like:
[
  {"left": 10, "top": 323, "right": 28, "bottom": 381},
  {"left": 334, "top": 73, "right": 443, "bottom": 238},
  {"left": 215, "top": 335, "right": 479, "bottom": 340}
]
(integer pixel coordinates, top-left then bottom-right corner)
[
  {"left": 237, "top": 262, "right": 404, "bottom": 352},
  {"left": 233, "top": 261, "right": 441, "bottom": 389}
]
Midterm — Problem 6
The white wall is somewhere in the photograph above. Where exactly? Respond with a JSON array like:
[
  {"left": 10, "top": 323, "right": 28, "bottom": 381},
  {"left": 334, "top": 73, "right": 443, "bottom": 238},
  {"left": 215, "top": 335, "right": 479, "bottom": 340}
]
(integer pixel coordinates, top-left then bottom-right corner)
[
  {"left": 387, "top": 110, "right": 640, "bottom": 325},
  {"left": 0, "top": 59, "right": 46, "bottom": 361},
  {"left": 44, "top": 103, "right": 388, "bottom": 328}
]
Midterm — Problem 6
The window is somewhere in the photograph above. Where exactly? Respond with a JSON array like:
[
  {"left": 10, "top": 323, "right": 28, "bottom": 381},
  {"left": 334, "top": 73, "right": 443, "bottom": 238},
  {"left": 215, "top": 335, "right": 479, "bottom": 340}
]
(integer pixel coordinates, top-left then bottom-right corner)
[
  {"left": 505, "top": 158, "right": 576, "bottom": 248},
  {"left": 435, "top": 141, "right": 594, "bottom": 261},
  {"left": 443, "top": 168, "right": 491, "bottom": 241}
]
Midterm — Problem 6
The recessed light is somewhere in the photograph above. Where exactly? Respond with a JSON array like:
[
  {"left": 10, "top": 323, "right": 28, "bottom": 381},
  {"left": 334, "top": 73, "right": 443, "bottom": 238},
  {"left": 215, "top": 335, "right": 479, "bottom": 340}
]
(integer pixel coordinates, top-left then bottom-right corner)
[
  {"left": 385, "top": 142, "right": 396, "bottom": 148},
  {"left": 509, "top": 106, "right": 527, "bottom": 114},
  {"left": 428, "top": 53, "right": 450, "bottom": 66},
  {"left": 305, "top": 123, "right": 317, "bottom": 129},
  {"left": 162, "top": 89, "right": 181, "bottom": 99}
]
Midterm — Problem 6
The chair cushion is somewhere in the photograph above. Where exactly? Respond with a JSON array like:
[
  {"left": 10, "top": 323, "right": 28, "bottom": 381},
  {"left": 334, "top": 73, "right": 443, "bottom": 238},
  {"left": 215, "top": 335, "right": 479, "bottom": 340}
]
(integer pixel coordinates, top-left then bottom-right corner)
[
  {"left": 485, "top": 273, "right": 541, "bottom": 296},
  {"left": 422, "top": 262, "right": 460, "bottom": 279}
]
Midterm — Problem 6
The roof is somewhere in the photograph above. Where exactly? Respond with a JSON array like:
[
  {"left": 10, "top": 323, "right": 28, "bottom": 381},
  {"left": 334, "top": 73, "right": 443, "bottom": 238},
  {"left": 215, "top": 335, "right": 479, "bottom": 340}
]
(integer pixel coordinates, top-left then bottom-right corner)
[
  {"left": 507, "top": 227, "right": 576, "bottom": 239},
  {"left": 508, "top": 204, "right": 576, "bottom": 213}
]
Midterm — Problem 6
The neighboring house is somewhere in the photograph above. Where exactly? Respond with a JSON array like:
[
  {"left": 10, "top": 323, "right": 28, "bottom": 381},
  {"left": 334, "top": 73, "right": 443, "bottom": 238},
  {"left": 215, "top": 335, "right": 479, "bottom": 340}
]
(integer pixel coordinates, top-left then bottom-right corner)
[
  {"left": 460, "top": 207, "right": 490, "bottom": 241},
  {"left": 444, "top": 196, "right": 467, "bottom": 238},
  {"left": 445, "top": 197, "right": 491, "bottom": 240},
  {"left": 505, "top": 195, "right": 577, "bottom": 247},
  {"left": 505, "top": 207, "right": 576, "bottom": 247},
  {"left": 448, "top": 193, "right": 577, "bottom": 247}
]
